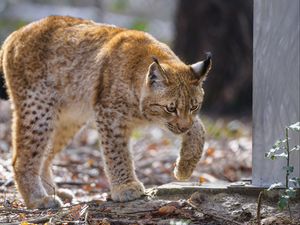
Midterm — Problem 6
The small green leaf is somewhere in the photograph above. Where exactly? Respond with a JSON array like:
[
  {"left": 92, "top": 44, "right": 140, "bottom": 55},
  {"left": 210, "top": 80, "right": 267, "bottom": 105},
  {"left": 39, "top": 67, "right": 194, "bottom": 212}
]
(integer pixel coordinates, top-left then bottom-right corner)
[
  {"left": 273, "top": 139, "right": 288, "bottom": 147},
  {"left": 280, "top": 139, "right": 288, "bottom": 144},
  {"left": 289, "top": 122, "right": 300, "bottom": 131},
  {"left": 267, "top": 182, "right": 283, "bottom": 191},
  {"left": 290, "top": 177, "right": 300, "bottom": 187},
  {"left": 274, "top": 152, "right": 288, "bottom": 158},
  {"left": 265, "top": 151, "right": 277, "bottom": 160},
  {"left": 271, "top": 146, "right": 280, "bottom": 153},
  {"left": 111, "top": 0, "right": 129, "bottom": 12},
  {"left": 291, "top": 145, "right": 300, "bottom": 152},
  {"left": 278, "top": 195, "right": 289, "bottom": 210},
  {"left": 285, "top": 188, "right": 296, "bottom": 198},
  {"left": 274, "top": 140, "right": 281, "bottom": 147},
  {"left": 265, "top": 147, "right": 282, "bottom": 159},
  {"left": 283, "top": 166, "right": 294, "bottom": 173},
  {"left": 130, "top": 19, "right": 148, "bottom": 31},
  {"left": 265, "top": 151, "right": 272, "bottom": 159}
]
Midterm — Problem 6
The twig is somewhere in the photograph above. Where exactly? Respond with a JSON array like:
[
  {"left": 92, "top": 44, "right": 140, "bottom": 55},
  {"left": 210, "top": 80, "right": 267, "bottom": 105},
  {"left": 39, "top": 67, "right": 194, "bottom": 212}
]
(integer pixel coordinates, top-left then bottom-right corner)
[
  {"left": 285, "top": 128, "right": 293, "bottom": 219},
  {"left": 118, "top": 209, "right": 159, "bottom": 215},
  {"left": 256, "top": 190, "right": 264, "bottom": 225},
  {"left": 0, "top": 204, "right": 79, "bottom": 224},
  {"left": 287, "top": 202, "right": 292, "bottom": 219},
  {"left": 0, "top": 178, "right": 14, "bottom": 187},
  {"left": 0, "top": 180, "right": 94, "bottom": 187},
  {"left": 57, "top": 181, "right": 93, "bottom": 186},
  {"left": 187, "top": 199, "right": 244, "bottom": 225},
  {"left": 285, "top": 127, "right": 290, "bottom": 189},
  {"left": 84, "top": 208, "right": 89, "bottom": 224},
  {"left": 0, "top": 214, "right": 53, "bottom": 225},
  {"left": 0, "top": 208, "right": 46, "bottom": 214}
]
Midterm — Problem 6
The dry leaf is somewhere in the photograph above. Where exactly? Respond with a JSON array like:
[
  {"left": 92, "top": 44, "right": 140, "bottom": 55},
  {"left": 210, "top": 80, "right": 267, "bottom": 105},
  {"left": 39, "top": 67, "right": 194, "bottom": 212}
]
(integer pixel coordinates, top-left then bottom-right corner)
[
  {"left": 20, "top": 222, "right": 29, "bottom": 225},
  {"left": 161, "top": 139, "right": 170, "bottom": 146},
  {"left": 19, "top": 213, "right": 27, "bottom": 220},
  {"left": 199, "top": 176, "right": 207, "bottom": 184},
  {"left": 158, "top": 205, "right": 177, "bottom": 215},
  {"left": 83, "top": 184, "right": 95, "bottom": 192},
  {"left": 87, "top": 159, "right": 95, "bottom": 167},
  {"left": 69, "top": 204, "right": 82, "bottom": 220},
  {"left": 103, "top": 207, "right": 112, "bottom": 212},
  {"left": 147, "top": 143, "right": 158, "bottom": 151},
  {"left": 206, "top": 147, "right": 215, "bottom": 157},
  {"left": 100, "top": 218, "right": 110, "bottom": 225}
]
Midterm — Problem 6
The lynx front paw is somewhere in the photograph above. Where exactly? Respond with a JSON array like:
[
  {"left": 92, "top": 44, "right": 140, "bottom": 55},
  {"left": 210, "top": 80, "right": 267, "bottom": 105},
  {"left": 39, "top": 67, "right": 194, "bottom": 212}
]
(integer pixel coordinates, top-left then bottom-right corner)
[
  {"left": 174, "top": 161, "right": 194, "bottom": 181},
  {"left": 57, "top": 188, "right": 74, "bottom": 202},
  {"left": 111, "top": 181, "right": 145, "bottom": 202},
  {"left": 27, "top": 195, "right": 63, "bottom": 209}
]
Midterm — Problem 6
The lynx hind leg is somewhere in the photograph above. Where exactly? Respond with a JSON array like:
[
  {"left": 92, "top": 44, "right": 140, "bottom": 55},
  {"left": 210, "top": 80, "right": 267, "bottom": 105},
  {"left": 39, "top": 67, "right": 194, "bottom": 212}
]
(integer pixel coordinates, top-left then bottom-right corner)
[
  {"left": 12, "top": 91, "right": 63, "bottom": 209},
  {"left": 42, "top": 119, "right": 83, "bottom": 202}
]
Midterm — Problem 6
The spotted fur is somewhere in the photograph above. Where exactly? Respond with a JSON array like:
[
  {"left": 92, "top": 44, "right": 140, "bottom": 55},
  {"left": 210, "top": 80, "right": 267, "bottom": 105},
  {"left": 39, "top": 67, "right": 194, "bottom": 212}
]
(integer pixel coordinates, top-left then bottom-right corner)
[{"left": 0, "top": 16, "right": 212, "bottom": 209}]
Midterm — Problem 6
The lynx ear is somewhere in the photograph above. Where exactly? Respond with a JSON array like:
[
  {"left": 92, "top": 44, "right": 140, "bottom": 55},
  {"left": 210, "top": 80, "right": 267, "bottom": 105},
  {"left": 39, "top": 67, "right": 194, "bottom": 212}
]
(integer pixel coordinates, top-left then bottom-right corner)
[
  {"left": 190, "top": 52, "right": 212, "bottom": 82},
  {"left": 147, "top": 57, "right": 169, "bottom": 87}
]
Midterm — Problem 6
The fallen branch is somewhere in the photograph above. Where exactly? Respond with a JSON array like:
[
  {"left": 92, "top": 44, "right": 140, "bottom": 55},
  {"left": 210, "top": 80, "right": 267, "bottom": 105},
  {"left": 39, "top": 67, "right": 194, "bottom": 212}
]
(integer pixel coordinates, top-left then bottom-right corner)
[
  {"left": 0, "top": 208, "right": 41, "bottom": 214},
  {"left": 0, "top": 179, "right": 93, "bottom": 187},
  {"left": 0, "top": 214, "right": 54, "bottom": 225},
  {"left": 0, "top": 207, "right": 70, "bottom": 225},
  {"left": 187, "top": 199, "right": 244, "bottom": 225},
  {"left": 0, "top": 179, "right": 14, "bottom": 187}
]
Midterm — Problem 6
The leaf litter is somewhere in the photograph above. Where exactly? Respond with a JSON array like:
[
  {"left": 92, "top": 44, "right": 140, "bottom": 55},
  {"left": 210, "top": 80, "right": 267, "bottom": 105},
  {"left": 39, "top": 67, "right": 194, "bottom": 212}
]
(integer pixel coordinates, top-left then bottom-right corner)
[{"left": 1, "top": 101, "right": 298, "bottom": 224}]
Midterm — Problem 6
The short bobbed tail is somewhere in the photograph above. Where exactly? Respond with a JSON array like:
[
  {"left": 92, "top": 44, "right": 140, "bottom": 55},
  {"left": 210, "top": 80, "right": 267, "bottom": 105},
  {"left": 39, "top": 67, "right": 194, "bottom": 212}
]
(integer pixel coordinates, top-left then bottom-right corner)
[{"left": 0, "top": 48, "right": 8, "bottom": 100}]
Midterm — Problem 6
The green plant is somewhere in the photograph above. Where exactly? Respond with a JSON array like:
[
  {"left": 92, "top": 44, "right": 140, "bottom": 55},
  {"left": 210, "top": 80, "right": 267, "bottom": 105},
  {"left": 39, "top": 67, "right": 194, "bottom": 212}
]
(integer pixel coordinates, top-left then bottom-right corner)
[
  {"left": 110, "top": 0, "right": 129, "bottom": 13},
  {"left": 130, "top": 19, "right": 148, "bottom": 32},
  {"left": 265, "top": 121, "right": 300, "bottom": 211},
  {"left": 257, "top": 122, "right": 299, "bottom": 224}
]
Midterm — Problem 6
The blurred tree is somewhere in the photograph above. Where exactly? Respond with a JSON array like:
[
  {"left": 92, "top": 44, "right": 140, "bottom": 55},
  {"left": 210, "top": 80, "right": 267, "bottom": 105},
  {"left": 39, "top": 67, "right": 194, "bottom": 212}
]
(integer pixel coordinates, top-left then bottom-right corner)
[{"left": 174, "top": 0, "right": 253, "bottom": 115}]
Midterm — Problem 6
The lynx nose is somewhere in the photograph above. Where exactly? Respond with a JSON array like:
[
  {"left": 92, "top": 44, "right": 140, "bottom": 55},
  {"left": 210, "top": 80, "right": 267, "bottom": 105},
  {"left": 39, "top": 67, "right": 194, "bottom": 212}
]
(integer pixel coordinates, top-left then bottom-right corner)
[
  {"left": 176, "top": 119, "right": 193, "bottom": 133},
  {"left": 177, "top": 126, "right": 189, "bottom": 133}
]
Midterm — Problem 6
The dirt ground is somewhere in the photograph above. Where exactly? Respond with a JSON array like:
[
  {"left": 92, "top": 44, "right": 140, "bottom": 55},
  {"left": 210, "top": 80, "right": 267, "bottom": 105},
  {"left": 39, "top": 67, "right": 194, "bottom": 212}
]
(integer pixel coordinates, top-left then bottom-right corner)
[
  {"left": 2, "top": 100, "right": 297, "bottom": 224},
  {"left": 1, "top": 183, "right": 299, "bottom": 224}
]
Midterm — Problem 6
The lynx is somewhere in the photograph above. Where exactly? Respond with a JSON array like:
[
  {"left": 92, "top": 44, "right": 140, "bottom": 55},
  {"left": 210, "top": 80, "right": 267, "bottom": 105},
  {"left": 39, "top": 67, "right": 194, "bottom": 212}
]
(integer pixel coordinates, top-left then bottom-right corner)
[{"left": 0, "top": 16, "right": 212, "bottom": 209}]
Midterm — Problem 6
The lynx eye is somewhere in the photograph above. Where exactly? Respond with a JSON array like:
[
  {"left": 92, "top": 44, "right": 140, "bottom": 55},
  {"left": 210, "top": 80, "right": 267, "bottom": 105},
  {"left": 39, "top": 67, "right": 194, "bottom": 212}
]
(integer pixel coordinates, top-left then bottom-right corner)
[
  {"left": 190, "top": 99, "right": 199, "bottom": 111},
  {"left": 190, "top": 104, "right": 199, "bottom": 111},
  {"left": 165, "top": 103, "right": 177, "bottom": 113}
]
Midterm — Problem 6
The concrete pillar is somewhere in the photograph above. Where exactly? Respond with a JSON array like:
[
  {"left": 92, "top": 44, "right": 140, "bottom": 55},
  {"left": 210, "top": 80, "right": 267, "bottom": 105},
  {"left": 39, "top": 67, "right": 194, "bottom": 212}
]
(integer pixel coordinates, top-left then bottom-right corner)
[{"left": 253, "top": 0, "right": 300, "bottom": 186}]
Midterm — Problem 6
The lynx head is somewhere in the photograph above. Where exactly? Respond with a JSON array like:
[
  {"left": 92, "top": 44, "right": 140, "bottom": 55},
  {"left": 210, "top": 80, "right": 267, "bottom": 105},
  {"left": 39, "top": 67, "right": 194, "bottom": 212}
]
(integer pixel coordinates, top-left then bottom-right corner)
[{"left": 140, "top": 53, "right": 212, "bottom": 134}]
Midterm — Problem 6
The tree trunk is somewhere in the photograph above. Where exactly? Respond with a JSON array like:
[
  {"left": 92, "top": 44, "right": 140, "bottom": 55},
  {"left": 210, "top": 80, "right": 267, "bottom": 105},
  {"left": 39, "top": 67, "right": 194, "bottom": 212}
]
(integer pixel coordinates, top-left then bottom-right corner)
[{"left": 174, "top": 0, "right": 253, "bottom": 115}]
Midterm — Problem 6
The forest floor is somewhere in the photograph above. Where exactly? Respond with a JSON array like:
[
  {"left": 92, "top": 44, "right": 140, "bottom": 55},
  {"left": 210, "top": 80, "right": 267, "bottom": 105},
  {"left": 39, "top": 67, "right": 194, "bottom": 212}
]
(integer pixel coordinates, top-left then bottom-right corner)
[{"left": 0, "top": 100, "right": 299, "bottom": 225}]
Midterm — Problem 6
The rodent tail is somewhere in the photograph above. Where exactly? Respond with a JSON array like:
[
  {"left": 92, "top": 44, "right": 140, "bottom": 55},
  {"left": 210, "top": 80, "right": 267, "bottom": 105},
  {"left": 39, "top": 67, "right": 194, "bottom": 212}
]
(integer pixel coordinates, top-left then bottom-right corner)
[{"left": 0, "top": 47, "right": 8, "bottom": 100}]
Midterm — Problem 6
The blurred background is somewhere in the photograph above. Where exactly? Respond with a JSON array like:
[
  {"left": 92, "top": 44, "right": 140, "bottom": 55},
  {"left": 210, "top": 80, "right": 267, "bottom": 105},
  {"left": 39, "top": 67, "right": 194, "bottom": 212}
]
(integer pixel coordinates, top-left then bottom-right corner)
[
  {"left": 0, "top": 0, "right": 253, "bottom": 202},
  {"left": 0, "top": 0, "right": 253, "bottom": 115}
]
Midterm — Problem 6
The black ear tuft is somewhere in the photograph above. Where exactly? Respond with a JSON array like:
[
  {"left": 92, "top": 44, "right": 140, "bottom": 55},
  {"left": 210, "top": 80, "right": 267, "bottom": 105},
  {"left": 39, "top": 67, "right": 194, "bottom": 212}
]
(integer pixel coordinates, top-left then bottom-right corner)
[
  {"left": 206, "top": 52, "right": 212, "bottom": 60},
  {"left": 202, "top": 52, "right": 212, "bottom": 75},
  {"left": 190, "top": 52, "right": 212, "bottom": 81}
]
